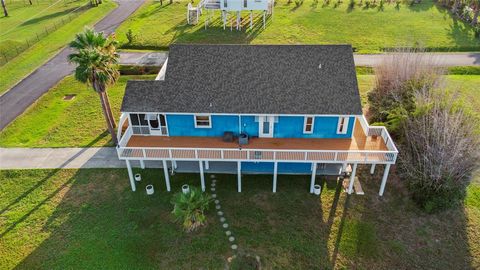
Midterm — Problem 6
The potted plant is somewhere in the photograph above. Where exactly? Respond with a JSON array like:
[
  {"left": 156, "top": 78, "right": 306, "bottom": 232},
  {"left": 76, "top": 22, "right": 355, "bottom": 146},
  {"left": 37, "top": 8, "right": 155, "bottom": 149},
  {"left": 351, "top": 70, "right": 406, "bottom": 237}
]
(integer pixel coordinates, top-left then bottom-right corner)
[{"left": 171, "top": 186, "right": 212, "bottom": 232}]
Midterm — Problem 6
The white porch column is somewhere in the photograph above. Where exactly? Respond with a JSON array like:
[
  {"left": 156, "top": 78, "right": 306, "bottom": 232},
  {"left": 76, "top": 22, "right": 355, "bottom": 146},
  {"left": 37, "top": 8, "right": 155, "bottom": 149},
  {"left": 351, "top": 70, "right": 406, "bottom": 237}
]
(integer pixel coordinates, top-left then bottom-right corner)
[
  {"left": 263, "top": 11, "right": 266, "bottom": 29},
  {"left": 126, "top": 160, "right": 136, "bottom": 192},
  {"left": 379, "top": 164, "right": 391, "bottom": 196},
  {"left": 348, "top": 163, "right": 357, "bottom": 194},
  {"left": 237, "top": 161, "right": 242, "bottom": 192},
  {"left": 310, "top": 162, "right": 317, "bottom": 193},
  {"left": 162, "top": 160, "right": 171, "bottom": 192},
  {"left": 205, "top": 161, "right": 210, "bottom": 170},
  {"left": 342, "top": 163, "right": 348, "bottom": 173},
  {"left": 223, "top": 11, "right": 226, "bottom": 30},
  {"left": 172, "top": 160, "right": 178, "bottom": 169},
  {"left": 140, "top": 160, "right": 145, "bottom": 169},
  {"left": 370, "top": 164, "right": 376, "bottom": 175},
  {"left": 273, "top": 162, "right": 278, "bottom": 193},
  {"left": 199, "top": 161, "right": 205, "bottom": 192}
]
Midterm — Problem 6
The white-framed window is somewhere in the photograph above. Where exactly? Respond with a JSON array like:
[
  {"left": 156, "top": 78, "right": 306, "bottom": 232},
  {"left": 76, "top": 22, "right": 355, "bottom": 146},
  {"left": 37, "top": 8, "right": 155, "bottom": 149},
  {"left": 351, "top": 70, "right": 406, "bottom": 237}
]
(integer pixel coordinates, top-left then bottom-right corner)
[
  {"left": 337, "top": 117, "right": 350, "bottom": 134},
  {"left": 303, "top": 116, "right": 314, "bottom": 134},
  {"left": 194, "top": 114, "right": 211, "bottom": 128}
]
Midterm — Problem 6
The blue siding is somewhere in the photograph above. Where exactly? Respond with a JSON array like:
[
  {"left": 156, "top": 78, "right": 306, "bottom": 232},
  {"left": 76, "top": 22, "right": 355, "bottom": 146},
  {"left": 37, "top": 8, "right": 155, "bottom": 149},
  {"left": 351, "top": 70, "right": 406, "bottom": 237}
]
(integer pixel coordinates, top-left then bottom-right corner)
[
  {"left": 241, "top": 162, "right": 312, "bottom": 174},
  {"left": 239, "top": 116, "right": 259, "bottom": 137},
  {"left": 167, "top": 115, "right": 239, "bottom": 136},
  {"left": 274, "top": 116, "right": 354, "bottom": 139},
  {"left": 166, "top": 114, "right": 354, "bottom": 139}
]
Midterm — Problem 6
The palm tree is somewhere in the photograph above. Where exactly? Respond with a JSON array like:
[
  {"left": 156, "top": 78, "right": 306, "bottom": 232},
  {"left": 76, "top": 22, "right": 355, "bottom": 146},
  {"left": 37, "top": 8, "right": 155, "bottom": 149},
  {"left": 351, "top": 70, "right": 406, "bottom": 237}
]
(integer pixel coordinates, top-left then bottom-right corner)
[{"left": 68, "top": 28, "right": 119, "bottom": 145}]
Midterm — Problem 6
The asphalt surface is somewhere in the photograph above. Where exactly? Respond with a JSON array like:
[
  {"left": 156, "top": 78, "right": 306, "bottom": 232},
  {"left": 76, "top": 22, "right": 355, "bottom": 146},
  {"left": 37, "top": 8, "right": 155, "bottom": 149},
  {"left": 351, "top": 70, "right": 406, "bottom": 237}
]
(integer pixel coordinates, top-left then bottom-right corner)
[
  {"left": 354, "top": 52, "right": 480, "bottom": 66},
  {"left": 0, "top": 0, "right": 146, "bottom": 130}
]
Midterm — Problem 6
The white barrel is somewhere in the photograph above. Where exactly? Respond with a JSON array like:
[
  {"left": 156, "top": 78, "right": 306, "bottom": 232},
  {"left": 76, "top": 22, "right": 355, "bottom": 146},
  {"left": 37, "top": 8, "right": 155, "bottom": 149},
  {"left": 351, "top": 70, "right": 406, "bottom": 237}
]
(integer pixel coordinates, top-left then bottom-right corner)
[
  {"left": 313, "top": 184, "right": 321, "bottom": 195},
  {"left": 182, "top": 184, "right": 190, "bottom": 194},
  {"left": 146, "top": 184, "right": 154, "bottom": 195},
  {"left": 134, "top": 174, "right": 141, "bottom": 182}
]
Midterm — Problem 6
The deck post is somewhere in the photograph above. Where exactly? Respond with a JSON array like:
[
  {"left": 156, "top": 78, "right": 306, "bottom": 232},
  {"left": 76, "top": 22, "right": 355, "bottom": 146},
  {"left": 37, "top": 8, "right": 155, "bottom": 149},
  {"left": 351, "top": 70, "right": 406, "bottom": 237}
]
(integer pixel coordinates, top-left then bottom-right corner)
[
  {"left": 162, "top": 160, "right": 171, "bottom": 192},
  {"left": 348, "top": 163, "right": 357, "bottom": 194},
  {"left": 250, "top": 11, "right": 253, "bottom": 29},
  {"left": 237, "top": 11, "right": 240, "bottom": 30},
  {"left": 237, "top": 161, "right": 242, "bottom": 192},
  {"left": 126, "top": 160, "right": 136, "bottom": 192},
  {"left": 205, "top": 160, "right": 209, "bottom": 170},
  {"left": 370, "top": 164, "right": 376, "bottom": 175},
  {"left": 140, "top": 160, "right": 145, "bottom": 169},
  {"left": 342, "top": 163, "right": 347, "bottom": 173},
  {"left": 273, "top": 162, "right": 278, "bottom": 193},
  {"left": 199, "top": 161, "right": 205, "bottom": 192},
  {"left": 172, "top": 160, "right": 178, "bottom": 169},
  {"left": 263, "top": 11, "right": 266, "bottom": 29},
  {"left": 223, "top": 11, "right": 226, "bottom": 30},
  {"left": 310, "top": 162, "right": 317, "bottom": 193},
  {"left": 379, "top": 164, "right": 391, "bottom": 196}
]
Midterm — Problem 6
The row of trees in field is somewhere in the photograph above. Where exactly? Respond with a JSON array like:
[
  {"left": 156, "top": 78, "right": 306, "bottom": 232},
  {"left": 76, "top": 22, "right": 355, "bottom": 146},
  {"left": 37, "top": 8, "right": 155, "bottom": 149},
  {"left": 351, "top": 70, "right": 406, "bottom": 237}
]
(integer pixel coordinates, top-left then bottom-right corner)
[
  {"left": 439, "top": 0, "right": 480, "bottom": 26},
  {"left": 368, "top": 49, "right": 480, "bottom": 212}
]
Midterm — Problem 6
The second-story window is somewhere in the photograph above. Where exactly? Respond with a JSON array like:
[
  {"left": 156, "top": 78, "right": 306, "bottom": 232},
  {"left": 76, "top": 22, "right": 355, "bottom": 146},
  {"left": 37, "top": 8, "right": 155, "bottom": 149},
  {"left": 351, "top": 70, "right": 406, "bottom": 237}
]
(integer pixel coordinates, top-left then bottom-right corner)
[
  {"left": 303, "top": 116, "right": 314, "bottom": 134},
  {"left": 195, "top": 115, "right": 211, "bottom": 128},
  {"left": 130, "top": 113, "right": 150, "bottom": 134},
  {"left": 337, "top": 117, "right": 349, "bottom": 134}
]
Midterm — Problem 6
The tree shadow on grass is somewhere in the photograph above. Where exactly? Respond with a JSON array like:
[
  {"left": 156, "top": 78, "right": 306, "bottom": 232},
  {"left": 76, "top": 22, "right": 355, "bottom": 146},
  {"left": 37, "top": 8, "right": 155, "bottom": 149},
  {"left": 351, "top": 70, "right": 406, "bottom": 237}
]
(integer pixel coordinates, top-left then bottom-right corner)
[
  {"left": 8, "top": 170, "right": 229, "bottom": 269},
  {"left": 0, "top": 133, "right": 106, "bottom": 223},
  {"left": 20, "top": 6, "right": 86, "bottom": 26},
  {"left": 351, "top": 166, "right": 477, "bottom": 269}
]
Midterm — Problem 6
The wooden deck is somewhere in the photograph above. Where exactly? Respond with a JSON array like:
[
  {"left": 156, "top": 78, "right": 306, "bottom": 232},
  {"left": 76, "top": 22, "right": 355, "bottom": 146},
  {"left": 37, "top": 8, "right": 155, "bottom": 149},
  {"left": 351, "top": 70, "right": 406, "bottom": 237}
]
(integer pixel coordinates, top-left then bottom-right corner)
[{"left": 126, "top": 119, "right": 387, "bottom": 152}]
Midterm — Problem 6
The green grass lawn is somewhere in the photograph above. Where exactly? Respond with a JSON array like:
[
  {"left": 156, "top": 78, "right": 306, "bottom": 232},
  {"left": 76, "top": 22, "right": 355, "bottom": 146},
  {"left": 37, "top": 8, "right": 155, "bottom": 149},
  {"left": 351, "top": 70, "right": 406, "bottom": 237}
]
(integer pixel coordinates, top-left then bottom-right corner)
[
  {"left": 0, "top": 0, "right": 92, "bottom": 63},
  {"left": 0, "top": 0, "right": 116, "bottom": 95},
  {"left": 0, "top": 75, "right": 155, "bottom": 148},
  {"left": 1, "top": 74, "right": 477, "bottom": 148},
  {"left": 115, "top": 0, "right": 480, "bottom": 53},
  {"left": 0, "top": 168, "right": 478, "bottom": 269}
]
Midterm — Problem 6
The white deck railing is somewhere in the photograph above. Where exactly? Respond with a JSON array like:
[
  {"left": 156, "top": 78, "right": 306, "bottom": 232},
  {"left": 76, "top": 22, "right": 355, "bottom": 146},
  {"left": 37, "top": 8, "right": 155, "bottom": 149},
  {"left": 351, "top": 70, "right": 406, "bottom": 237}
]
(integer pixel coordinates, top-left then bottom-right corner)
[
  {"left": 116, "top": 115, "right": 398, "bottom": 165},
  {"left": 117, "top": 145, "right": 397, "bottom": 164},
  {"left": 358, "top": 115, "right": 398, "bottom": 153}
]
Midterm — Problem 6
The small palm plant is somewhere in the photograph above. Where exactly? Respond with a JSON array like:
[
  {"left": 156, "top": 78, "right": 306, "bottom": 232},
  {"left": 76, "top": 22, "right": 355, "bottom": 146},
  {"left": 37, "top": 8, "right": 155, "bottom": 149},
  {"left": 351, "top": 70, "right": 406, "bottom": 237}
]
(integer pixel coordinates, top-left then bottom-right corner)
[
  {"left": 68, "top": 28, "right": 119, "bottom": 145},
  {"left": 171, "top": 186, "right": 212, "bottom": 232}
]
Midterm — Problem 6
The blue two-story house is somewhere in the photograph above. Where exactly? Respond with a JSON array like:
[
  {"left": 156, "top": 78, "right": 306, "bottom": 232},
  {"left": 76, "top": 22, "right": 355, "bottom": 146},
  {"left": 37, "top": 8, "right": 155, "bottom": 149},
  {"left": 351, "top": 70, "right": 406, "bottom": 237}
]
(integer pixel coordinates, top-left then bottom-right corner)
[{"left": 116, "top": 44, "right": 398, "bottom": 195}]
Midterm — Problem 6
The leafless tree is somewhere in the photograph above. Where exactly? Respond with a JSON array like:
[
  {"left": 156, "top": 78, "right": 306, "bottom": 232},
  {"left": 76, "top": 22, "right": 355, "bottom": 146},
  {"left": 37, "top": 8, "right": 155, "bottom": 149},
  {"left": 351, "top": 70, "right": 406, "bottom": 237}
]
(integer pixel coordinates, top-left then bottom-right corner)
[
  {"left": 399, "top": 87, "right": 480, "bottom": 210},
  {"left": 367, "top": 48, "right": 445, "bottom": 132}
]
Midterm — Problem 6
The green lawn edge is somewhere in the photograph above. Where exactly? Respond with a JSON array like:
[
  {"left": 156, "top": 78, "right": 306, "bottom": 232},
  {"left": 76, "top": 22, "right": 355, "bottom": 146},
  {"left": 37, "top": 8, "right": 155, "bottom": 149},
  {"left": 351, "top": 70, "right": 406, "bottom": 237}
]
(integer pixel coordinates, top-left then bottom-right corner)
[{"left": 0, "top": 1, "right": 117, "bottom": 95}]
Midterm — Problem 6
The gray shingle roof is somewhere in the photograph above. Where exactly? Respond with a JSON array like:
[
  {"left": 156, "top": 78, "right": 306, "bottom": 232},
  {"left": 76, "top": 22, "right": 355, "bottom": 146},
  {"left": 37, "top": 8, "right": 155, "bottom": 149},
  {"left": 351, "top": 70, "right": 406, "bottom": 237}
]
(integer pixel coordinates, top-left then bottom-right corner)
[{"left": 121, "top": 44, "right": 362, "bottom": 115}]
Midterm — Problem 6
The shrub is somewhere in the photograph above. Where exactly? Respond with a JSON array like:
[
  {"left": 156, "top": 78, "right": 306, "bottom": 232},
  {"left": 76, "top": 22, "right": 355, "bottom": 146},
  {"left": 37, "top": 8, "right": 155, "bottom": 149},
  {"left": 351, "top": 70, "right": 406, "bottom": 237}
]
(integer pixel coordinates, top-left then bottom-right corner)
[
  {"left": 378, "top": 0, "right": 384, "bottom": 10},
  {"left": 365, "top": 0, "right": 370, "bottom": 8},
  {"left": 349, "top": 0, "right": 355, "bottom": 9},
  {"left": 399, "top": 89, "right": 480, "bottom": 212},
  {"left": 125, "top": 29, "right": 136, "bottom": 44},
  {"left": 367, "top": 48, "right": 445, "bottom": 135},
  {"left": 295, "top": 0, "right": 304, "bottom": 6},
  {"left": 395, "top": 0, "right": 400, "bottom": 9},
  {"left": 171, "top": 186, "right": 212, "bottom": 232}
]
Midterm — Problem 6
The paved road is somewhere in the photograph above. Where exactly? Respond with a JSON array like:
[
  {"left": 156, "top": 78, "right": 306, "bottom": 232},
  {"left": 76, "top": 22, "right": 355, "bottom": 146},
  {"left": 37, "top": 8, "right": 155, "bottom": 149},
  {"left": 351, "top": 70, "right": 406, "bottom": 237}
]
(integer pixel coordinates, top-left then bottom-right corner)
[
  {"left": 118, "top": 52, "right": 480, "bottom": 67},
  {"left": 0, "top": 0, "right": 146, "bottom": 131},
  {"left": 354, "top": 52, "right": 480, "bottom": 66}
]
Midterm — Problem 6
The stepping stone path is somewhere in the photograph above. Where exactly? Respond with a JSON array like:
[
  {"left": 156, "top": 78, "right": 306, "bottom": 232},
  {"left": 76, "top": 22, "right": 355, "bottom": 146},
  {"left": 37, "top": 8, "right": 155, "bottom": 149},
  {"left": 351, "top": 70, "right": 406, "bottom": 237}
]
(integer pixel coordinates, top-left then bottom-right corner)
[{"left": 210, "top": 174, "right": 239, "bottom": 252}]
